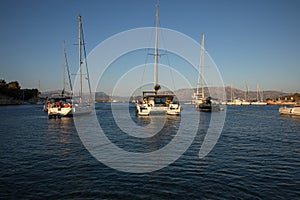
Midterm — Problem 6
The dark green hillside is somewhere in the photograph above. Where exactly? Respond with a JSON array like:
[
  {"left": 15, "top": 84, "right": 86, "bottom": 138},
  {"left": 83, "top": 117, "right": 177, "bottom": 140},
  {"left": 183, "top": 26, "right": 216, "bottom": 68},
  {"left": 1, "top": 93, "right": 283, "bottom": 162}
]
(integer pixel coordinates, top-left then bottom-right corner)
[{"left": 0, "top": 79, "right": 39, "bottom": 104}]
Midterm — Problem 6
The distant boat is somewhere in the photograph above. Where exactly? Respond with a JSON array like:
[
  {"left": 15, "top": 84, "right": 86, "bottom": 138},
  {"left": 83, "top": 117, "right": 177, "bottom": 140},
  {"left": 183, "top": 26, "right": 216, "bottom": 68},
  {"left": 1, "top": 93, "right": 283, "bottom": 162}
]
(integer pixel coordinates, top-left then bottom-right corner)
[
  {"left": 223, "top": 84, "right": 236, "bottom": 105},
  {"left": 251, "top": 101, "right": 267, "bottom": 105},
  {"left": 225, "top": 82, "right": 250, "bottom": 106},
  {"left": 194, "top": 33, "right": 221, "bottom": 112},
  {"left": 135, "top": 4, "right": 181, "bottom": 116},
  {"left": 241, "top": 100, "right": 251, "bottom": 106},
  {"left": 279, "top": 103, "right": 300, "bottom": 116},
  {"left": 241, "top": 81, "right": 251, "bottom": 105},
  {"left": 251, "top": 83, "right": 267, "bottom": 105},
  {"left": 227, "top": 98, "right": 243, "bottom": 106}
]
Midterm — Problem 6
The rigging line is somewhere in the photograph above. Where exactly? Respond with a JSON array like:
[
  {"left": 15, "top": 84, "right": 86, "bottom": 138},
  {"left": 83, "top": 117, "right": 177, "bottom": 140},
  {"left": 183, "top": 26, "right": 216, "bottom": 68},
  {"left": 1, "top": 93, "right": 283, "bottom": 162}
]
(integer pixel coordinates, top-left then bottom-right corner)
[
  {"left": 63, "top": 41, "right": 73, "bottom": 94},
  {"left": 80, "top": 20, "right": 92, "bottom": 98},
  {"left": 166, "top": 51, "right": 176, "bottom": 92},
  {"left": 159, "top": 27, "right": 177, "bottom": 92},
  {"left": 138, "top": 11, "right": 157, "bottom": 96},
  {"left": 139, "top": 48, "right": 151, "bottom": 96}
]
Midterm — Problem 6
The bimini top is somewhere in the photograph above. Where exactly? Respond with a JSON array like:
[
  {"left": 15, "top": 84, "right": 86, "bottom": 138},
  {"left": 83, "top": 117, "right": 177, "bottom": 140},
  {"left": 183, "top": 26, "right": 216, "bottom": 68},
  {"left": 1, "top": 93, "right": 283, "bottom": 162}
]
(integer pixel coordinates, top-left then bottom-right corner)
[{"left": 142, "top": 90, "right": 175, "bottom": 98}]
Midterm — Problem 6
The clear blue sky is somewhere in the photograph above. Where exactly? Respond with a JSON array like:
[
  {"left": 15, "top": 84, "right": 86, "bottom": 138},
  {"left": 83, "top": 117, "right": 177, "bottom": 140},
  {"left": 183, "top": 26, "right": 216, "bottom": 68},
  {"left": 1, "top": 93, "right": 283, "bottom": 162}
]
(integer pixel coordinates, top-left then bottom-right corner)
[{"left": 1, "top": 0, "right": 299, "bottom": 94}]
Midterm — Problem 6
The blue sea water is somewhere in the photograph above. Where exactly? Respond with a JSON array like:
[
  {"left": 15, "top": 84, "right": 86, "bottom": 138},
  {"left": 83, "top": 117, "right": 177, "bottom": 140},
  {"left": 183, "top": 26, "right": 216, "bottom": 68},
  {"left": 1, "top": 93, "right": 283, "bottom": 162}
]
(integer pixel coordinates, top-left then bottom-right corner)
[{"left": 0, "top": 104, "right": 299, "bottom": 199}]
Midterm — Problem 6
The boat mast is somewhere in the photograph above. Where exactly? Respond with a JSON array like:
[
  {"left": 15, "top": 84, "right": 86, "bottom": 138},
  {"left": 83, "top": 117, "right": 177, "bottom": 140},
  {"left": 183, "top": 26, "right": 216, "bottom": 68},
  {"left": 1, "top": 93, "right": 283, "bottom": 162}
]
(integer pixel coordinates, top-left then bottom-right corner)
[
  {"left": 63, "top": 46, "right": 66, "bottom": 95},
  {"left": 256, "top": 83, "right": 259, "bottom": 101},
  {"left": 257, "top": 84, "right": 264, "bottom": 101},
  {"left": 244, "top": 80, "right": 247, "bottom": 100},
  {"left": 80, "top": 20, "right": 92, "bottom": 99},
  {"left": 78, "top": 15, "right": 83, "bottom": 99},
  {"left": 200, "top": 33, "right": 205, "bottom": 99},
  {"left": 154, "top": 3, "right": 159, "bottom": 92},
  {"left": 231, "top": 84, "right": 233, "bottom": 102},
  {"left": 261, "top": 86, "right": 264, "bottom": 101}
]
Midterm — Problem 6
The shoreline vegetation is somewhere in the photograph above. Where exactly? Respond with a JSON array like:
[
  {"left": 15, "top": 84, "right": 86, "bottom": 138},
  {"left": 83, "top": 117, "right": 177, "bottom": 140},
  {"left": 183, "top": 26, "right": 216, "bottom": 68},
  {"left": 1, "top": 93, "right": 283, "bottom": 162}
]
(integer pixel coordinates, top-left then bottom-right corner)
[
  {"left": 0, "top": 79, "right": 299, "bottom": 105},
  {"left": 0, "top": 80, "right": 39, "bottom": 105}
]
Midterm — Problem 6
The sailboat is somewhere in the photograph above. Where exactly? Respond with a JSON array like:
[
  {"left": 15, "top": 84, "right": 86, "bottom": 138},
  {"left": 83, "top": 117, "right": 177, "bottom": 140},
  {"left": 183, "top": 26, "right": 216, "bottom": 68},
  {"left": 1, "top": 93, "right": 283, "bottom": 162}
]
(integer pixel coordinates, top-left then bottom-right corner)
[
  {"left": 48, "top": 15, "right": 92, "bottom": 118},
  {"left": 225, "top": 84, "right": 240, "bottom": 105},
  {"left": 241, "top": 81, "right": 251, "bottom": 105},
  {"left": 251, "top": 84, "right": 267, "bottom": 105},
  {"left": 135, "top": 4, "right": 181, "bottom": 116},
  {"left": 194, "top": 33, "right": 221, "bottom": 112},
  {"left": 47, "top": 41, "right": 73, "bottom": 118},
  {"left": 71, "top": 15, "right": 93, "bottom": 115}
]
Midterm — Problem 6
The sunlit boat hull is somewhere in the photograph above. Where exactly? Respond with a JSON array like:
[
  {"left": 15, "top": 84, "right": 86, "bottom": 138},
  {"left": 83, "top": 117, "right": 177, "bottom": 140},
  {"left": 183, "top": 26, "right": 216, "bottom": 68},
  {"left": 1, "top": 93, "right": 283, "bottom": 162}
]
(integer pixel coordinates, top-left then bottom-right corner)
[{"left": 279, "top": 105, "right": 300, "bottom": 116}]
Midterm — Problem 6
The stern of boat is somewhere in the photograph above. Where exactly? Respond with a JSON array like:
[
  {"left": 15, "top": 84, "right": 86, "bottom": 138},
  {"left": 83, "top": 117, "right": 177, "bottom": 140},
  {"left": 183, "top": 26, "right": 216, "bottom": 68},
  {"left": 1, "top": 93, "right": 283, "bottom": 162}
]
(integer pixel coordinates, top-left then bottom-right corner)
[
  {"left": 136, "top": 103, "right": 151, "bottom": 116},
  {"left": 166, "top": 102, "right": 181, "bottom": 115}
]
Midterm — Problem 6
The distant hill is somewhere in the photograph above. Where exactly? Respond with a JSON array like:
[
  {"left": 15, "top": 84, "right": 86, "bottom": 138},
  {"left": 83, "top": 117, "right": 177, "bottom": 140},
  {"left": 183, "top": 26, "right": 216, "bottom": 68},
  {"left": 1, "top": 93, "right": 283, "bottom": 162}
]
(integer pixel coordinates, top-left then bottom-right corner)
[
  {"left": 41, "top": 90, "right": 111, "bottom": 102},
  {"left": 41, "top": 87, "right": 291, "bottom": 103},
  {"left": 222, "top": 86, "right": 289, "bottom": 101},
  {"left": 95, "top": 92, "right": 110, "bottom": 102},
  {"left": 127, "top": 87, "right": 290, "bottom": 102},
  {"left": 40, "top": 90, "right": 64, "bottom": 98}
]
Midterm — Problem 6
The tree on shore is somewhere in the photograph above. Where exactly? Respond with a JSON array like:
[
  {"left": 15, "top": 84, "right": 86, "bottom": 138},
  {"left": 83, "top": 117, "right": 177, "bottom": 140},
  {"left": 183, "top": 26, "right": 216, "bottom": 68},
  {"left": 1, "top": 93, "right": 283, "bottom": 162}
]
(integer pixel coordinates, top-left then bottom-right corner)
[
  {"left": 0, "top": 79, "right": 38, "bottom": 102},
  {"left": 7, "top": 81, "right": 20, "bottom": 90}
]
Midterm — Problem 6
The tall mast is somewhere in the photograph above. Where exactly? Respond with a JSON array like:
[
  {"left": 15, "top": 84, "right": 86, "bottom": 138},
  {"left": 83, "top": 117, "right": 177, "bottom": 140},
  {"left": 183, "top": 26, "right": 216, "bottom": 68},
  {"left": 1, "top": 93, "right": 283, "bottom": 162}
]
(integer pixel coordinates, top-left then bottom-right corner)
[
  {"left": 231, "top": 84, "right": 233, "bottom": 102},
  {"left": 81, "top": 24, "right": 92, "bottom": 99},
  {"left": 256, "top": 83, "right": 259, "bottom": 101},
  {"left": 261, "top": 86, "right": 264, "bottom": 101},
  {"left": 257, "top": 84, "right": 264, "bottom": 101},
  {"left": 196, "top": 38, "right": 200, "bottom": 96},
  {"left": 78, "top": 15, "right": 83, "bottom": 98},
  {"left": 200, "top": 33, "right": 205, "bottom": 98},
  {"left": 244, "top": 80, "right": 248, "bottom": 100},
  {"left": 63, "top": 42, "right": 66, "bottom": 94},
  {"left": 154, "top": 3, "right": 159, "bottom": 92}
]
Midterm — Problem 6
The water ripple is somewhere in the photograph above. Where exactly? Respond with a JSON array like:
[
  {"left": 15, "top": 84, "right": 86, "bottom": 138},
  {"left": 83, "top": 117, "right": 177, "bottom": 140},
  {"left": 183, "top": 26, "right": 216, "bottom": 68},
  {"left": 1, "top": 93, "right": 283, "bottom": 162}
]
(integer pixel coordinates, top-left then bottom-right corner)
[{"left": 0, "top": 104, "right": 299, "bottom": 199}]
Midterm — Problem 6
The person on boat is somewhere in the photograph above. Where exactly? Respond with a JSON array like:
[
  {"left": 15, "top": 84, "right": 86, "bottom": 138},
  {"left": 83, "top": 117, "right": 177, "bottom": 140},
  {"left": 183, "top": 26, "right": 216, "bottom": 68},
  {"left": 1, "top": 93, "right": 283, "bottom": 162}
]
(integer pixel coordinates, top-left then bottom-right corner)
[
  {"left": 64, "top": 102, "right": 71, "bottom": 108},
  {"left": 166, "top": 99, "right": 171, "bottom": 106},
  {"left": 206, "top": 97, "right": 212, "bottom": 105},
  {"left": 49, "top": 102, "right": 55, "bottom": 108},
  {"left": 56, "top": 101, "right": 61, "bottom": 108}
]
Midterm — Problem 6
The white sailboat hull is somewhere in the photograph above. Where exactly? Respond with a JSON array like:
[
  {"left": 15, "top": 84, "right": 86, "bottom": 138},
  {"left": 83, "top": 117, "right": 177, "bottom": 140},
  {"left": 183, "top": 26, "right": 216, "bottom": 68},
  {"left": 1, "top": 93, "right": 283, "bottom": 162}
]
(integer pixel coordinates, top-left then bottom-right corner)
[
  {"left": 136, "top": 104, "right": 151, "bottom": 116},
  {"left": 48, "top": 107, "right": 73, "bottom": 118},
  {"left": 251, "top": 102, "right": 267, "bottom": 105},
  {"left": 166, "top": 103, "right": 181, "bottom": 115},
  {"left": 136, "top": 102, "right": 181, "bottom": 116},
  {"left": 241, "top": 101, "right": 251, "bottom": 105},
  {"left": 226, "top": 99, "right": 242, "bottom": 105},
  {"left": 279, "top": 106, "right": 300, "bottom": 116}
]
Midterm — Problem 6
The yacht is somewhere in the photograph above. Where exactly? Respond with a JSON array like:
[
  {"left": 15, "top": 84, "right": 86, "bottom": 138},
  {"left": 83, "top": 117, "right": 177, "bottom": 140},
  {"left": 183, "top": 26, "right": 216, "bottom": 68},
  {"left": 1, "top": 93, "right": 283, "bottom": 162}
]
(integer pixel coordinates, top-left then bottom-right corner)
[
  {"left": 135, "top": 4, "right": 181, "bottom": 116},
  {"left": 279, "top": 103, "right": 300, "bottom": 116}
]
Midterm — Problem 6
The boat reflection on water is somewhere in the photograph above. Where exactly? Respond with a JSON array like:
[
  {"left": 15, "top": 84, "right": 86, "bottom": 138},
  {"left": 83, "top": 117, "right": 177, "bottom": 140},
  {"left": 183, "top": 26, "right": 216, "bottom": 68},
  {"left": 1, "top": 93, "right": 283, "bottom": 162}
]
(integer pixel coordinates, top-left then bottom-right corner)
[
  {"left": 47, "top": 117, "right": 75, "bottom": 159},
  {"left": 47, "top": 117, "right": 74, "bottom": 136}
]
